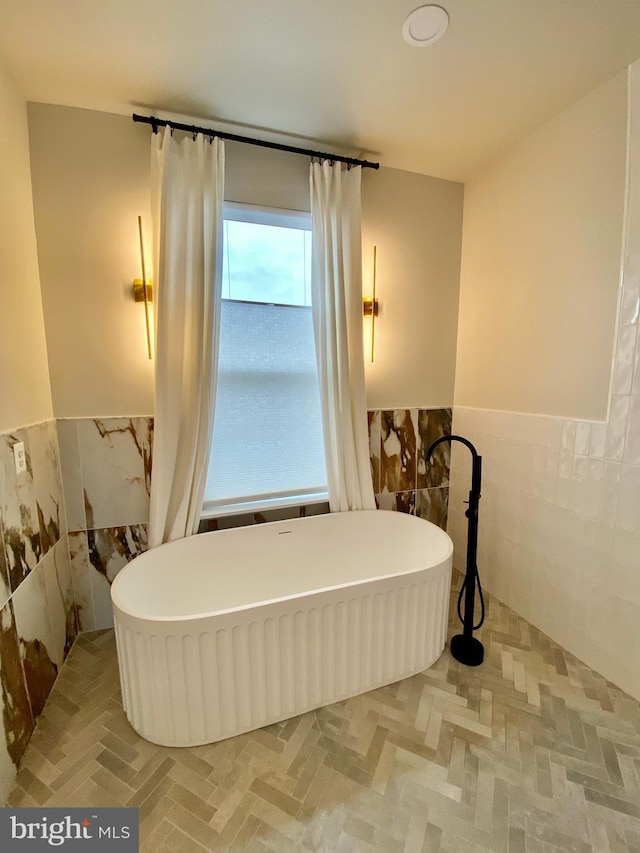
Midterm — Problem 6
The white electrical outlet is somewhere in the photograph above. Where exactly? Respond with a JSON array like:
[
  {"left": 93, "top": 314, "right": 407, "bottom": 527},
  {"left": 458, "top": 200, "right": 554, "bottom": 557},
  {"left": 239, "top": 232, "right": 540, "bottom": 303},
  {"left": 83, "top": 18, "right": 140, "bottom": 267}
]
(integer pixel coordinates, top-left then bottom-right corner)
[{"left": 13, "top": 441, "right": 26, "bottom": 475}]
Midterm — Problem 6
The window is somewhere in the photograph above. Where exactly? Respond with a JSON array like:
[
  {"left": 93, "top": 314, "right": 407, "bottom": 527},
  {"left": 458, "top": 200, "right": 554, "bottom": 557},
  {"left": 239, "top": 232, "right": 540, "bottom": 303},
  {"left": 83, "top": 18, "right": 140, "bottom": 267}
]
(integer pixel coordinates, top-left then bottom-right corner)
[{"left": 202, "top": 203, "right": 328, "bottom": 516}]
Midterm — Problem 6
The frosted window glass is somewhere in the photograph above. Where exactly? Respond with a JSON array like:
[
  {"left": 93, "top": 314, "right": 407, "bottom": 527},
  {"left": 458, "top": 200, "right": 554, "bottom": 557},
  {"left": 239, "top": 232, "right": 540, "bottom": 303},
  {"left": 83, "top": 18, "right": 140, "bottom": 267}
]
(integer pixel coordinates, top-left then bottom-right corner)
[{"left": 205, "top": 301, "right": 327, "bottom": 508}]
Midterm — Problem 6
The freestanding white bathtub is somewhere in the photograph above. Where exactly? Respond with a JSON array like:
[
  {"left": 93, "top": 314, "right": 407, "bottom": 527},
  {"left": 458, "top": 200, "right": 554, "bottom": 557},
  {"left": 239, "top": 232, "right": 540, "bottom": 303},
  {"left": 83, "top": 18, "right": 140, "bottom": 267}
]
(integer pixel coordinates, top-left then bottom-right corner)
[{"left": 111, "top": 510, "right": 453, "bottom": 747}]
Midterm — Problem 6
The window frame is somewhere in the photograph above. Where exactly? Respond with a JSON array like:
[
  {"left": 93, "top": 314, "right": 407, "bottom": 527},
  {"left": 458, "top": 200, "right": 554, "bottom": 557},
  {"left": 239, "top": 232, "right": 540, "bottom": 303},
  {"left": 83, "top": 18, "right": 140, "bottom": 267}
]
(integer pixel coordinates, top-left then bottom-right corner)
[{"left": 201, "top": 202, "right": 328, "bottom": 520}]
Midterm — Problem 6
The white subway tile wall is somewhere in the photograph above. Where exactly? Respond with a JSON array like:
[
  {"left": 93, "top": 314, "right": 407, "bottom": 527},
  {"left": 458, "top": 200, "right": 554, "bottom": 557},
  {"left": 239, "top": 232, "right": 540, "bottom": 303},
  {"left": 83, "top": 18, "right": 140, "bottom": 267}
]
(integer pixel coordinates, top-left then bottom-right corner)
[
  {"left": 449, "top": 399, "right": 640, "bottom": 701},
  {"left": 448, "top": 67, "right": 640, "bottom": 702}
]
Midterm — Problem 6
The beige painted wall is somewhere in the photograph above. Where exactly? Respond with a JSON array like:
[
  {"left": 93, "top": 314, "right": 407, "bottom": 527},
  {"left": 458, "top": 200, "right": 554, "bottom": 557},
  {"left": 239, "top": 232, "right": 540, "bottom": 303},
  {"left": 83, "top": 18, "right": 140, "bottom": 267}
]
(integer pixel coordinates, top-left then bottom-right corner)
[
  {"left": 225, "top": 139, "right": 310, "bottom": 212},
  {"left": 0, "top": 67, "right": 52, "bottom": 432},
  {"left": 455, "top": 71, "right": 627, "bottom": 420},
  {"left": 27, "top": 104, "right": 464, "bottom": 418},
  {"left": 362, "top": 168, "right": 463, "bottom": 410},
  {"left": 28, "top": 105, "right": 154, "bottom": 418}
]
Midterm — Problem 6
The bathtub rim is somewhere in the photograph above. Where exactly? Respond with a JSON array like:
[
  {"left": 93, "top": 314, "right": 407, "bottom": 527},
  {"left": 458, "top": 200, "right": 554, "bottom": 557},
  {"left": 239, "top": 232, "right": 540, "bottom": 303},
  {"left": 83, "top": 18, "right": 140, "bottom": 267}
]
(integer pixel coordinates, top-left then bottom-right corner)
[
  {"left": 111, "top": 511, "right": 453, "bottom": 623},
  {"left": 112, "top": 553, "right": 453, "bottom": 623}
]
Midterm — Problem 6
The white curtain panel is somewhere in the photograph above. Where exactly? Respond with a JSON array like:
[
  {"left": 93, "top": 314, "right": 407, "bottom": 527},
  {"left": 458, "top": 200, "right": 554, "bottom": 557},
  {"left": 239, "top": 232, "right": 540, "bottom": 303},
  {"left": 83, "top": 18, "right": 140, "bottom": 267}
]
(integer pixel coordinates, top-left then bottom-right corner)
[
  {"left": 149, "top": 130, "right": 225, "bottom": 546},
  {"left": 310, "top": 160, "right": 376, "bottom": 512}
]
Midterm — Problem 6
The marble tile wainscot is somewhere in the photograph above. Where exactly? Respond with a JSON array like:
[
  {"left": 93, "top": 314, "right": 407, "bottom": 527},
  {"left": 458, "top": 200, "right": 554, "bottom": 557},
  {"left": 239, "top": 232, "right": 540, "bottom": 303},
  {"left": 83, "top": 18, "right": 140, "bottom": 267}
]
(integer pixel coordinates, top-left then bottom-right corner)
[
  {"left": 57, "top": 417, "right": 153, "bottom": 634},
  {"left": 0, "top": 420, "right": 77, "bottom": 804},
  {"left": 368, "top": 407, "right": 452, "bottom": 530}
]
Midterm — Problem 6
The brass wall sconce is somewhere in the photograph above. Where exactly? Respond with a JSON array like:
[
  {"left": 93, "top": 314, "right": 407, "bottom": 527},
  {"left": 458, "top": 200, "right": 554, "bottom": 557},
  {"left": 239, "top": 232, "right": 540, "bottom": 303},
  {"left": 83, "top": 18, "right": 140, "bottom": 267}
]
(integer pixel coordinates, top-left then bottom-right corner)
[
  {"left": 363, "top": 245, "right": 379, "bottom": 362},
  {"left": 134, "top": 215, "right": 153, "bottom": 360}
]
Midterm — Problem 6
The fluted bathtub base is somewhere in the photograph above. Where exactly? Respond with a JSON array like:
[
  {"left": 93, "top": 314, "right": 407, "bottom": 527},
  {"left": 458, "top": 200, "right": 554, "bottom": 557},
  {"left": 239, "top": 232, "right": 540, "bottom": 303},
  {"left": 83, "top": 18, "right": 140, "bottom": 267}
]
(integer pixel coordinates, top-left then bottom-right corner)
[{"left": 113, "top": 564, "right": 451, "bottom": 748}]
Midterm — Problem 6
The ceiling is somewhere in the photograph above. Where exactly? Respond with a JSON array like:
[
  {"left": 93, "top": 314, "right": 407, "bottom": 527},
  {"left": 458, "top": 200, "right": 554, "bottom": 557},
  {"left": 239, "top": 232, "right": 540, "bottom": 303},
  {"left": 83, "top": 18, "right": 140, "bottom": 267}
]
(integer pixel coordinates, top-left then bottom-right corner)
[{"left": 2, "top": 0, "right": 640, "bottom": 181}]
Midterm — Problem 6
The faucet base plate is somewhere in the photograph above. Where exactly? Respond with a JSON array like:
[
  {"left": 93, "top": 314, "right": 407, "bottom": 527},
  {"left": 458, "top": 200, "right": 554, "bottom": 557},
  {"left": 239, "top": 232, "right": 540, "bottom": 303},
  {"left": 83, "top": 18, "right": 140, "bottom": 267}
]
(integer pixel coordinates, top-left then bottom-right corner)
[{"left": 450, "top": 634, "right": 484, "bottom": 667}]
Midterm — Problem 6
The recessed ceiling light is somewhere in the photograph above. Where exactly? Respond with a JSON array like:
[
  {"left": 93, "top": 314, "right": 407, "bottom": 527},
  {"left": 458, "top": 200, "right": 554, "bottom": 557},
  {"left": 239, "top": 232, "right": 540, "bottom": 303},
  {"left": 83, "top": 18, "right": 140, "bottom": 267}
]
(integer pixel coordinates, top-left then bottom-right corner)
[{"left": 402, "top": 5, "right": 449, "bottom": 47}]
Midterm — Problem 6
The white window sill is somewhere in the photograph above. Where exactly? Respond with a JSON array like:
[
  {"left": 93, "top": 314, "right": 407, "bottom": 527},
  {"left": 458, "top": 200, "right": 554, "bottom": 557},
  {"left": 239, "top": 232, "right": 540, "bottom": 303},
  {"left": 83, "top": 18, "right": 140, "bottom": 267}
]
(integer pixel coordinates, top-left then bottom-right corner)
[{"left": 201, "top": 491, "right": 329, "bottom": 520}]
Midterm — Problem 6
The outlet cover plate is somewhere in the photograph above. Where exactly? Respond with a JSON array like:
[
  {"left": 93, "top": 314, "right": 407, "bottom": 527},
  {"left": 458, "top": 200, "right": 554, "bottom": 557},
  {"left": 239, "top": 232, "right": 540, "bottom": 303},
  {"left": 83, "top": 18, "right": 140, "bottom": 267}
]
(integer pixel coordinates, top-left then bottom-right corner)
[{"left": 13, "top": 441, "right": 26, "bottom": 475}]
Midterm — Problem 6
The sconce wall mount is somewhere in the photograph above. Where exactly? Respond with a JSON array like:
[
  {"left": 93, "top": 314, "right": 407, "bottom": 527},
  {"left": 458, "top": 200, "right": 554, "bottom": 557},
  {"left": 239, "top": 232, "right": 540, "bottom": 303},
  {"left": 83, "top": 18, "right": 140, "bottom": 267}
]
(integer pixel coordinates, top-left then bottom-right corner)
[
  {"left": 133, "top": 279, "right": 153, "bottom": 303},
  {"left": 362, "top": 297, "right": 379, "bottom": 317}
]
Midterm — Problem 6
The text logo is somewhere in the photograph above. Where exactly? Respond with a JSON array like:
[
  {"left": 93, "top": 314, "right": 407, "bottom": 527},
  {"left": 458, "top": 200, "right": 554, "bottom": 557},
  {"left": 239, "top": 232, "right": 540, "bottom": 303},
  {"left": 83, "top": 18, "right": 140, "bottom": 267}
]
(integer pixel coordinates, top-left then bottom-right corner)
[{"left": 0, "top": 808, "right": 139, "bottom": 850}]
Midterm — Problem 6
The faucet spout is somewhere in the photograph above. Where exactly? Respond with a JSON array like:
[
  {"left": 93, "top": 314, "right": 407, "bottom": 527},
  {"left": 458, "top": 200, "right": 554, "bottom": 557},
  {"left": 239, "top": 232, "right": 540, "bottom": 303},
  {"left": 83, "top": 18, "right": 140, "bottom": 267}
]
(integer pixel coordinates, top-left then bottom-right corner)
[{"left": 425, "top": 434, "right": 482, "bottom": 508}]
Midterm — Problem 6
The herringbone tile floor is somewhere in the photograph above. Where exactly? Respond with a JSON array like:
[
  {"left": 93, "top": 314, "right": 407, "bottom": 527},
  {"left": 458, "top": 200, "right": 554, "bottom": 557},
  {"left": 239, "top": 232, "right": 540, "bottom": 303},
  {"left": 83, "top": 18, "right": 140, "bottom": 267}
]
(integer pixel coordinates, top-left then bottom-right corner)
[{"left": 8, "top": 574, "right": 640, "bottom": 852}]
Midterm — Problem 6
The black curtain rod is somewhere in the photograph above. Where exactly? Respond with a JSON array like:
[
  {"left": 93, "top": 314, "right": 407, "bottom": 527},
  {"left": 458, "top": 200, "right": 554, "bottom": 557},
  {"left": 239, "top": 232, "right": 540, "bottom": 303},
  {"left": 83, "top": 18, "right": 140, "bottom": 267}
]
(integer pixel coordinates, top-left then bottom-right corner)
[{"left": 132, "top": 114, "right": 380, "bottom": 170}]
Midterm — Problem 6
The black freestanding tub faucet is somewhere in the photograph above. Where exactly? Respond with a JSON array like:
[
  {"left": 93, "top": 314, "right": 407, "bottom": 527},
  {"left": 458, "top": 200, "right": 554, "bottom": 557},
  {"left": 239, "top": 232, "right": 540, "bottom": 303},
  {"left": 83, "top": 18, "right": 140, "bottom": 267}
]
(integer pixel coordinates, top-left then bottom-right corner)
[{"left": 425, "top": 435, "right": 485, "bottom": 666}]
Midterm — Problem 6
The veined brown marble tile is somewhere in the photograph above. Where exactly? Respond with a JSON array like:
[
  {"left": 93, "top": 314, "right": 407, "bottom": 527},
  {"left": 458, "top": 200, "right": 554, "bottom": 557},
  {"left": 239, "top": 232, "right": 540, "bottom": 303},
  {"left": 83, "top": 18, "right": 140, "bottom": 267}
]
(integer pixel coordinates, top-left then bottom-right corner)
[
  {"left": 254, "top": 506, "right": 302, "bottom": 524},
  {"left": 298, "top": 501, "right": 330, "bottom": 518},
  {"left": 198, "top": 516, "right": 220, "bottom": 533},
  {"left": 200, "top": 514, "right": 253, "bottom": 533},
  {"left": 79, "top": 418, "right": 153, "bottom": 530},
  {"left": 87, "top": 525, "right": 148, "bottom": 585},
  {"left": 68, "top": 532, "right": 95, "bottom": 633},
  {"left": 415, "top": 487, "right": 449, "bottom": 530},
  {"left": 367, "top": 411, "right": 381, "bottom": 494},
  {"left": 417, "top": 408, "right": 452, "bottom": 490},
  {"left": 375, "top": 490, "right": 416, "bottom": 515},
  {"left": 10, "top": 564, "right": 58, "bottom": 721},
  {"left": 380, "top": 410, "right": 418, "bottom": 493},
  {"left": 42, "top": 538, "right": 77, "bottom": 668},
  {"left": 0, "top": 524, "right": 9, "bottom": 610},
  {"left": 200, "top": 502, "right": 330, "bottom": 534},
  {"left": 56, "top": 420, "right": 85, "bottom": 533},
  {"left": 0, "top": 600, "right": 33, "bottom": 783},
  {"left": 81, "top": 525, "right": 148, "bottom": 631},
  {"left": 1, "top": 431, "right": 41, "bottom": 591},
  {"left": 30, "top": 421, "right": 64, "bottom": 555}
]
